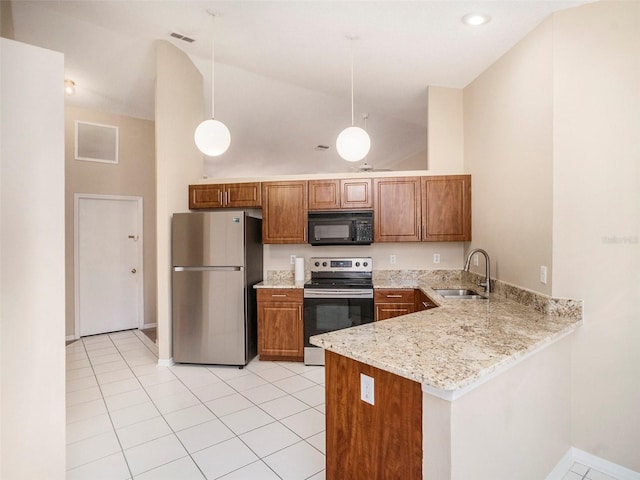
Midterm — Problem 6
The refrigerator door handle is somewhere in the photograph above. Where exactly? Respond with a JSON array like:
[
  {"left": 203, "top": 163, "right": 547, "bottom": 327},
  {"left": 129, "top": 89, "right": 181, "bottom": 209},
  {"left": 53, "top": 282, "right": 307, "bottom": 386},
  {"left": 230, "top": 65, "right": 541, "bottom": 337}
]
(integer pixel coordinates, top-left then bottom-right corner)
[{"left": 174, "top": 266, "right": 244, "bottom": 272}]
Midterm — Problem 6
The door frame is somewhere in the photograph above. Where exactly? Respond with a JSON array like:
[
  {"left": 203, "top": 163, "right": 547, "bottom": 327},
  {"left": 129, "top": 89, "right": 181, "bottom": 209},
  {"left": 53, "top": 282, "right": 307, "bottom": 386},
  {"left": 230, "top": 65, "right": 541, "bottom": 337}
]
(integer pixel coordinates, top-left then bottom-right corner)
[{"left": 74, "top": 193, "right": 145, "bottom": 339}]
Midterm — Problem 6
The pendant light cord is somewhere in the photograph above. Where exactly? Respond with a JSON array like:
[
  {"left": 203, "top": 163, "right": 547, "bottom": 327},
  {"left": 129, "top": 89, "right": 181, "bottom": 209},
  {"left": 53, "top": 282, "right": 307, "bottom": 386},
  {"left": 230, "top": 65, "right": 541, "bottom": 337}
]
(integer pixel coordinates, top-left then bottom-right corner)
[
  {"left": 209, "top": 12, "right": 216, "bottom": 120},
  {"left": 350, "top": 38, "right": 354, "bottom": 126}
]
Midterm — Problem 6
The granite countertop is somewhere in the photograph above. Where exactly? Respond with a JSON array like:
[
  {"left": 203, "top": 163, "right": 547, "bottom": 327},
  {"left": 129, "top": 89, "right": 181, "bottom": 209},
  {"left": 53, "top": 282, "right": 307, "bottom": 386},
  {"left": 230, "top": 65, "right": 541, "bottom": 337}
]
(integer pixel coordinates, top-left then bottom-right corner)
[
  {"left": 310, "top": 280, "right": 582, "bottom": 398},
  {"left": 254, "top": 279, "right": 301, "bottom": 289}
]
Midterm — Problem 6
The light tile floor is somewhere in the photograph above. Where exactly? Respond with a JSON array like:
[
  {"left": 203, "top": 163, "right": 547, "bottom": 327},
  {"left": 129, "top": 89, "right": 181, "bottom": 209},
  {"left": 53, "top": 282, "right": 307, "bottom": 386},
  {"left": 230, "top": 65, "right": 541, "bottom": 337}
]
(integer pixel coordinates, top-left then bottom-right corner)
[
  {"left": 66, "top": 329, "right": 619, "bottom": 480},
  {"left": 66, "top": 330, "right": 325, "bottom": 479}
]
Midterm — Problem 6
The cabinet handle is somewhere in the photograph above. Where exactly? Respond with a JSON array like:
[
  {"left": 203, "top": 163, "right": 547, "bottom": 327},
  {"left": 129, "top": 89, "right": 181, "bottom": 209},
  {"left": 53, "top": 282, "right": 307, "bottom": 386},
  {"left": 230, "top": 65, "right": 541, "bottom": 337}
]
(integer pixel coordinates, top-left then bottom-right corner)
[
  {"left": 271, "top": 294, "right": 287, "bottom": 297},
  {"left": 386, "top": 295, "right": 403, "bottom": 298},
  {"left": 422, "top": 301, "right": 431, "bottom": 308},
  {"left": 224, "top": 191, "right": 229, "bottom": 205},
  {"left": 218, "top": 191, "right": 222, "bottom": 204}
]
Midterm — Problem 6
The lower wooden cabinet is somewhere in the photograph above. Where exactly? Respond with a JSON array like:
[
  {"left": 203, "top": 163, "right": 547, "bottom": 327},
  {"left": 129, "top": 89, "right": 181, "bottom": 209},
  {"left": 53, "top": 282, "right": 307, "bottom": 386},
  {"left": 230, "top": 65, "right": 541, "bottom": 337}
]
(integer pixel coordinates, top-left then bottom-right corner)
[
  {"left": 325, "top": 350, "right": 422, "bottom": 479},
  {"left": 374, "top": 289, "right": 416, "bottom": 321},
  {"left": 375, "top": 288, "right": 438, "bottom": 320},
  {"left": 257, "top": 289, "right": 304, "bottom": 361}
]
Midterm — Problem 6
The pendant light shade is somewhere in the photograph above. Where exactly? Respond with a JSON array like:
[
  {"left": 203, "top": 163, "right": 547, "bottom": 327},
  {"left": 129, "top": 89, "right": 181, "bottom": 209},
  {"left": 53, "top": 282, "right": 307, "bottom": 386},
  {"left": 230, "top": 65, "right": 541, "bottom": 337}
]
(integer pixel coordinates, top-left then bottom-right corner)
[
  {"left": 336, "top": 126, "right": 370, "bottom": 162},
  {"left": 194, "top": 119, "right": 231, "bottom": 157},
  {"left": 195, "top": 12, "right": 230, "bottom": 157},
  {"left": 337, "top": 36, "right": 370, "bottom": 162}
]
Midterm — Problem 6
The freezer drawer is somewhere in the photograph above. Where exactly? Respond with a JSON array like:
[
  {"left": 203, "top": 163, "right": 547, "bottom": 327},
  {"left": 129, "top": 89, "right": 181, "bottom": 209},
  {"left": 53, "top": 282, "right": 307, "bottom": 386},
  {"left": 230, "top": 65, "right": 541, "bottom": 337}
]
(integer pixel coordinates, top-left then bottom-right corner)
[{"left": 172, "top": 268, "right": 246, "bottom": 365}]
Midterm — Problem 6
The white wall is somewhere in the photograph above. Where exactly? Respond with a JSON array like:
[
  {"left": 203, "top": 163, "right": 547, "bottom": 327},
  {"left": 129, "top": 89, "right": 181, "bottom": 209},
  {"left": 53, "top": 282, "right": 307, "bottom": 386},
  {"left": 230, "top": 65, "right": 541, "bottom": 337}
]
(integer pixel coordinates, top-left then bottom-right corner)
[
  {"left": 155, "top": 40, "right": 204, "bottom": 361},
  {"left": 464, "top": 19, "right": 554, "bottom": 295},
  {"left": 462, "top": 1, "right": 640, "bottom": 472},
  {"left": 551, "top": 1, "right": 640, "bottom": 470},
  {"left": 0, "top": 38, "right": 66, "bottom": 479}
]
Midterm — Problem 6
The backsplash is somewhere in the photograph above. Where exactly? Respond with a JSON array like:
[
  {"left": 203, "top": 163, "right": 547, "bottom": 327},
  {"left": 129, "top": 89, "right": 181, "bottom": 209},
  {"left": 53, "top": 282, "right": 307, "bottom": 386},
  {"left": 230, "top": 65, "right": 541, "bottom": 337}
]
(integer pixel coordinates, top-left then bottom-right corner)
[{"left": 265, "top": 268, "right": 583, "bottom": 319}]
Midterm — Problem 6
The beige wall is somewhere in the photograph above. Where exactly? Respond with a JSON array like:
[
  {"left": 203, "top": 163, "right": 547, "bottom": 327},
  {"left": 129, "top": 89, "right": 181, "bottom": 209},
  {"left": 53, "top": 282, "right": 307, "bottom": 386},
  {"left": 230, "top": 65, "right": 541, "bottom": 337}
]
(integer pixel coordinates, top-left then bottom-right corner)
[
  {"left": 1, "top": 38, "right": 66, "bottom": 479},
  {"left": 155, "top": 40, "right": 204, "bottom": 361},
  {"left": 551, "top": 1, "right": 640, "bottom": 470},
  {"left": 427, "top": 86, "right": 465, "bottom": 174},
  {"left": 464, "top": 19, "right": 554, "bottom": 295},
  {"left": 265, "top": 242, "right": 463, "bottom": 274},
  {"left": 64, "top": 106, "right": 156, "bottom": 337},
  {"left": 463, "top": 1, "right": 640, "bottom": 472}
]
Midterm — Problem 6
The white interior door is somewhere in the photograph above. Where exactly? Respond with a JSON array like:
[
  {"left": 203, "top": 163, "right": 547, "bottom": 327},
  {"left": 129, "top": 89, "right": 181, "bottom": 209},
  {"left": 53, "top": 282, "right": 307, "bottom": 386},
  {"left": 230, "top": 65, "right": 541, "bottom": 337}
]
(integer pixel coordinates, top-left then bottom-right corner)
[{"left": 76, "top": 194, "right": 143, "bottom": 337}]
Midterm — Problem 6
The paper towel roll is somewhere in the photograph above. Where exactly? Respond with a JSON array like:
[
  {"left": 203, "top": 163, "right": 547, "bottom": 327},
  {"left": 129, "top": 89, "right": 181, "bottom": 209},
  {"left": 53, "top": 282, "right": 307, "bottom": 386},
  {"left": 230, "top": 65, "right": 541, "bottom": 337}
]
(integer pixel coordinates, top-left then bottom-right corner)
[{"left": 294, "top": 257, "right": 305, "bottom": 284}]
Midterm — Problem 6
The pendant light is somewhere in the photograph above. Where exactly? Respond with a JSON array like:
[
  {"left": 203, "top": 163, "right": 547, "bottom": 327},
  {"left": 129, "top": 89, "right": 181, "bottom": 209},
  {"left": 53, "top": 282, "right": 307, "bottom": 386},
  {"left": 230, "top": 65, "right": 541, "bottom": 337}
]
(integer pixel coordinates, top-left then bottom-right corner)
[
  {"left": 194, "top": 12, "right": 230, "bottom": 157},
  {"left": 336, "top": 36, "right": 370, "bottom": 162}
]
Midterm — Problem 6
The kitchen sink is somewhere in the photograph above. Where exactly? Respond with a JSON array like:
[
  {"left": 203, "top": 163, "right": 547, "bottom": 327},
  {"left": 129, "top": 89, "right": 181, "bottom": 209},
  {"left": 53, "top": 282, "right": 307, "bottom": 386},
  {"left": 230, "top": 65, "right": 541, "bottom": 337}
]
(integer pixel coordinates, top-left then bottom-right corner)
[{"left": 434, "top": 288, "right": 488, "bottom": 300}]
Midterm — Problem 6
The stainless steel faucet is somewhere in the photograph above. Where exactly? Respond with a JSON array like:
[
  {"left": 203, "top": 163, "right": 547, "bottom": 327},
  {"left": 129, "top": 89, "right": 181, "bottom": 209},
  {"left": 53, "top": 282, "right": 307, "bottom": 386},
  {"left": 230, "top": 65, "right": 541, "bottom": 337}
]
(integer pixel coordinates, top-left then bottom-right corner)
[{"left": 463, "top": 248, "right": 491, "bottom": 293}]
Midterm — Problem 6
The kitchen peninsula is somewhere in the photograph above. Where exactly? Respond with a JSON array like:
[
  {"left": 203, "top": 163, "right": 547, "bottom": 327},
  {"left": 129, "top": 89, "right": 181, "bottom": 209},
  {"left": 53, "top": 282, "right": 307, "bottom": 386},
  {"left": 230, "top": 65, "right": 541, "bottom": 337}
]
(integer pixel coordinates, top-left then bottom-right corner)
[{"left": 310, "top": 275, "right": 582, "bottom": 480}]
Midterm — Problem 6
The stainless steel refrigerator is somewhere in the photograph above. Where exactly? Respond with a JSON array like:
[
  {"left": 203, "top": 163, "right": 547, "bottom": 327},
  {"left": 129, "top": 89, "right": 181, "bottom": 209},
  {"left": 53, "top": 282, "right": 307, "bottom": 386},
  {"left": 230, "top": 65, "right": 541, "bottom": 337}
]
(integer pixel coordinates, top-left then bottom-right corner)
[{"left": 172, "top": 211, "right": 263, "bottom": 366}]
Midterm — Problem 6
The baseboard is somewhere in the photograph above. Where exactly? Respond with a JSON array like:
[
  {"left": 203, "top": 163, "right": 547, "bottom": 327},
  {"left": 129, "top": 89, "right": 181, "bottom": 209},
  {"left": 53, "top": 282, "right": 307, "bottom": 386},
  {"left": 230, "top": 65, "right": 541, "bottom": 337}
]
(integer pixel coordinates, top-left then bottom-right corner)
[
  {"left": 66, "top": 335, "right": 77, "bottom": 342},
  {"left": 547, "top": 447, "right": 640, "bottom": 480},
  {"left": 157, "top": 358, "right": 174, "bottom": 367},
  {"left": 142, "top": 322, "right": 157, "bottom": 329},
  {"left": 572, "top": 448, "right": 640, "bottom": 480},
  {"left": 546, "top": 449, "right": 575, "bottom": 480}
]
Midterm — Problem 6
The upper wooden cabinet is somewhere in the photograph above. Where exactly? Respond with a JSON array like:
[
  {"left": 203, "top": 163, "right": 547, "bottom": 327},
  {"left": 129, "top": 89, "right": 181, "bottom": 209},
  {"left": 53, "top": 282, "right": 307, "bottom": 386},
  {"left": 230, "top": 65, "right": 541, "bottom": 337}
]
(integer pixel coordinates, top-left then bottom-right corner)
[
  {"left": 189, "top": 182, "right": 261, "bottom": 209},
  {"left": 421, "top": 175, "right": 471, "bottom": 241},
  {"left": 308, "top": 178, "right": 372, "bottom": 210},
  {"left": 373, "top": 177, "right": 422, "bottom": 242},
  {"left": 262, "top": 181, "right": 308, "bottom": 244}
]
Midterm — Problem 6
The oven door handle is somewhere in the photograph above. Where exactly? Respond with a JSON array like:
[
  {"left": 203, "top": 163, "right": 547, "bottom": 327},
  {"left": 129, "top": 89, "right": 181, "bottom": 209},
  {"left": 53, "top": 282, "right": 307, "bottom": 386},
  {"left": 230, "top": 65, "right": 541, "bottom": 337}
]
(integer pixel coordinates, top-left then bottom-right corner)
[{"left": 304, "top": 289, "right": 373, "bottom": 299}]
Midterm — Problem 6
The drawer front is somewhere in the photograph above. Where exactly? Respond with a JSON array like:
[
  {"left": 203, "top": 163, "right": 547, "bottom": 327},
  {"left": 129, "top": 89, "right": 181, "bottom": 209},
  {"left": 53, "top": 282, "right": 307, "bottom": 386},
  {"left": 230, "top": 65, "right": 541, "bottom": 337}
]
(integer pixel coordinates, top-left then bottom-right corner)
[
  {"left": 257, "top": 288, "right": 303, "bottom": 302},
  {"left": 374, "top": 289, "right": 415, "bottom": 303}
]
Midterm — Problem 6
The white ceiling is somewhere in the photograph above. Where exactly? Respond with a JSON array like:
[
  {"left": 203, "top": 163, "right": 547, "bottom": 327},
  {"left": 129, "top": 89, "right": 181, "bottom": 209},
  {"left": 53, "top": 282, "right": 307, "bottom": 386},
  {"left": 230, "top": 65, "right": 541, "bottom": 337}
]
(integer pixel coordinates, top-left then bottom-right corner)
[{"left": 6, "top": 0, "right": 590, "bottom": 176}]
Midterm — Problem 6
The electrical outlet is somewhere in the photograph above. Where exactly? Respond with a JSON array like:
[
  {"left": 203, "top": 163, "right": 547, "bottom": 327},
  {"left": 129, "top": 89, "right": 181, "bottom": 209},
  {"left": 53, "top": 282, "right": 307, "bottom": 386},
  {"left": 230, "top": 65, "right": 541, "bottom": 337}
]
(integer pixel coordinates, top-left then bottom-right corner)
[
  {"left": 290, "top": 255, "right": 296, "bottom": 265},
  {"left": 540, "top": 266, "right": 548, "bottom": 284},
  {"left": 433, "top": 253, "right": 440, "bottom": 264},
  {"left": 360, "top": 373, "right": 375, "bottom": 405},
  {"left": 390, "top": 254, "right": 397, "bottom": 265}
]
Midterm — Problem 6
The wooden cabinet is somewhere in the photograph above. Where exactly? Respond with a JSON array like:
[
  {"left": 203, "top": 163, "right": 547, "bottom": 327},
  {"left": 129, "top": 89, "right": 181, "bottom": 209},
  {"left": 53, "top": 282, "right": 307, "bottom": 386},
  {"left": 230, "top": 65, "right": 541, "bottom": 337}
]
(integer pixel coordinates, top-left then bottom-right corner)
[
  {"left": 416, "top": 289, "right": 439, "bottom": 311},
  {"left": 421, "top": 175, "right": 471, "bottom": 241},
  {"left": 257, "top": 289, "right": 304, "bottom": 361},
  {"left": 325, "top": 350, "right": 422, "bottom": 479},
  {"left": 373, "top": 177, "right": 422, "bottom": 242},
  {"left": 189, "top": 182, "right": 261, "bottom": 209},
  {"left": 374, "top": 289, "right": 416, "bottom": 321},
  {"left": 308, "top": 178, "right": 373, "bottom": 210},
  {"left": 261, "top": 181, "right": 308, "bottom": 244}
]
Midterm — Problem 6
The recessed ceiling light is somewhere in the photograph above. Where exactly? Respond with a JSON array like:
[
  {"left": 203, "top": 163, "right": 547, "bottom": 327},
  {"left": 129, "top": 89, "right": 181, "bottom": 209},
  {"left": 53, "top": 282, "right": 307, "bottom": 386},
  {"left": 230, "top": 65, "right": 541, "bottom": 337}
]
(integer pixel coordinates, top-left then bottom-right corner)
[
  {"left": 462, "top": 13, "right": 491, "bottom": 26},
  {"left": 64, "top": 79, "right": 76, "bottom": 95}
]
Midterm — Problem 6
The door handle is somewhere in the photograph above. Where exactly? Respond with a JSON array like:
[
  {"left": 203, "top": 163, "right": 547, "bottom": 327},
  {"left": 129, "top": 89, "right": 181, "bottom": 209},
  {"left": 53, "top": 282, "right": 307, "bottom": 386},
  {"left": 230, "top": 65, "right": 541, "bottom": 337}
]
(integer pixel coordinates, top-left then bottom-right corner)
[{"left": 131, "top": 268, "right": 137, "bottom": 274}]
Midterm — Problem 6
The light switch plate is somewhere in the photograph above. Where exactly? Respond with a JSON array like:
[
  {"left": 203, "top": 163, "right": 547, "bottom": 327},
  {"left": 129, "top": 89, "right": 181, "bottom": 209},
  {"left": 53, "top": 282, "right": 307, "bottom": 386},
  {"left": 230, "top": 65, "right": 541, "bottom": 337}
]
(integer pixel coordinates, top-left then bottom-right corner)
[{"left": 360, "top": 373, "right": 375, "bottom": 405}]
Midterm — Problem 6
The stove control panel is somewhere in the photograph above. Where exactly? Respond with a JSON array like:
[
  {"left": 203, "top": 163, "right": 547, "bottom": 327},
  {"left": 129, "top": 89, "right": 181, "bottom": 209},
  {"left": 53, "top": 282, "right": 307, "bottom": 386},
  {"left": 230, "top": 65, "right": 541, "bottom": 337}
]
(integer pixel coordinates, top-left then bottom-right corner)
[{"left": 309, "top": 257, "right": 372, "bottom": 273}]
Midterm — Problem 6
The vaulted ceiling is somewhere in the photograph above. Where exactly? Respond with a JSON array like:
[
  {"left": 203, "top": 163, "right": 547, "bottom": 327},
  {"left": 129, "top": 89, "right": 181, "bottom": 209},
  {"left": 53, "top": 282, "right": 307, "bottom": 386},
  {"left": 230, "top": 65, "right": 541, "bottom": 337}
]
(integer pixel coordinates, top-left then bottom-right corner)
[{"left": 5, "top": 1, "right": 589, "bottom": 176}]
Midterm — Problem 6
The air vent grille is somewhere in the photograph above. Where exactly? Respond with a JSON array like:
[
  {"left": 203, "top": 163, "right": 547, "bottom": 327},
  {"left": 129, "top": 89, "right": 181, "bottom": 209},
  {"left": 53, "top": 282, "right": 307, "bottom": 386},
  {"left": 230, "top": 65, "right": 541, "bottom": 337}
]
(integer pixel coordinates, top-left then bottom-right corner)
[{"left": 170, "top": 32, "right": 195, "bottom": 43}]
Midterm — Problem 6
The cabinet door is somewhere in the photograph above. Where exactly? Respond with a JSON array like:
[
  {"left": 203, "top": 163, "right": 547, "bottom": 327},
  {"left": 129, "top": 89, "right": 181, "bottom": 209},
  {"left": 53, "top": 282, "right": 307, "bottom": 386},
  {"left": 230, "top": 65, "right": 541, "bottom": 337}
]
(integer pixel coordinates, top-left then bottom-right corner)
[
  {"left": 373, "top": 177, "right": 421, "bottom": 242},
  {"left": 257, "top": 291, "right": 303, "bottom": 361},
  {"left": 341, "top": 178, "right": 372, "bottom": 209},
  {"left": 225, "top": 182, "right": 262, "bottom": 208},
  {"left": 422, "top": 175, "right": 471, "bottom": 241},
  {"left": 308, "top": 179, "right": 340, "bottom": 210},
  {"left": 374, "top": 289, "right": 416, "bottom": 321},
  {"left": 189, "top": 184, "right": 224, "bottom": 209},
  {"left": 415, "top": 289, "right": 438, "bottom": 311},
  {"left": 262, "top": 181, "right": 308, "bottom": 244}
]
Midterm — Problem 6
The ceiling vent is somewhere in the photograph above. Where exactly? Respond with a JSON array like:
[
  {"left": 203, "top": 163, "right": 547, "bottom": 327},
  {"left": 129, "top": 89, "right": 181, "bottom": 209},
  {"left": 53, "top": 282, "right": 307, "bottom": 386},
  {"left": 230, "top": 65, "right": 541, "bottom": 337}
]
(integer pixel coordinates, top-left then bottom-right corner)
[
  {"left": 170, "top": 32, "right": 195, "bottom": 43},
  {"left": 314, "top": 145, "right": 330, "bottom": 151}
]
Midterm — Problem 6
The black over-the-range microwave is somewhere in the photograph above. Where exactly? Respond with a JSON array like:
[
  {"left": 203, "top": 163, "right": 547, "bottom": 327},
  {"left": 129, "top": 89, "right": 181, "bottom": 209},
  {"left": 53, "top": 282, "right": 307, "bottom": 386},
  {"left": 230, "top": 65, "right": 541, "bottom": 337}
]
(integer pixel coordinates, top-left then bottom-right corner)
[{"left": 307, "top": 211, "right": 373, "bottom": 246}]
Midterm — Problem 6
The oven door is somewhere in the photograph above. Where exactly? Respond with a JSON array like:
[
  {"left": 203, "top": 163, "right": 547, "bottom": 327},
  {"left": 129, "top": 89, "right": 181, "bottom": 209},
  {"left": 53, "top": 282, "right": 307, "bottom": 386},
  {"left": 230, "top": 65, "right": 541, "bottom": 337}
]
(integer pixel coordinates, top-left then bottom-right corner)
[{"left": 303, "top": 289, "right": 374, "bottom": 365}]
